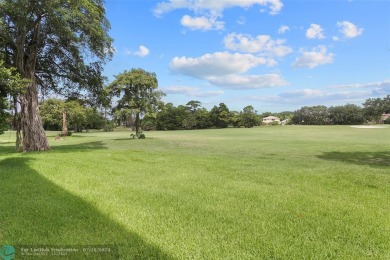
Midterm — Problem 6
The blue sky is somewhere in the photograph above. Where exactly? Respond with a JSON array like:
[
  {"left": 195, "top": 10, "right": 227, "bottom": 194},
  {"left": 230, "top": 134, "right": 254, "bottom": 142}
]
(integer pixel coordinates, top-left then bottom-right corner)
[{"left": 103, "top": 0, "right": 390, "bottom": 112}]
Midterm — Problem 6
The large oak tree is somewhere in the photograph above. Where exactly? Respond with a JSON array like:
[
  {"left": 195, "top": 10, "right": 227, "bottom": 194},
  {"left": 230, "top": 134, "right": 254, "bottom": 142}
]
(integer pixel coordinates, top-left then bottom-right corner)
[{"left": 0, "top": 0, "right": 112, "bottom": 151}]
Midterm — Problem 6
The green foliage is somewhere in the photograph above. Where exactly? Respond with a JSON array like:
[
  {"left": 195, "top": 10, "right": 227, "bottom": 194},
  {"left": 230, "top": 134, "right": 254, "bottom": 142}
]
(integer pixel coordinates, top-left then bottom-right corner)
[
  {"left": 292, "top": 105, "right": 329, "bottom": 125},
  {"left": 103, "top": 121, "right": 115, "bottom": 132},
  {"left": 240, "top": 105, "right": 259, "bottom": 128},
  {"left": 209, "top": 103, "right": 231, "bottom": 128},
  {"left": 0, "top": 0, "right": 113, "bottom": 94},
  {"left": 363, "top": 95, "right": 390, "bottom": 122},
  {"left": 384, "top": 117, "right": 390, "bottom": 124},
  {"left": 329, "top": 104, "right": 365, "bottom": 125},
  {"left": 39, "top": 98, "right": 105, "bottom": 131},
  {"left": 0, "top": 97, "right": 9, "bottom": 134},
  {"left": 131, "top": 132, "right": 146, "bottom": 139},
  {"left": 0, "top": 59, "right": 27, "bottom": 134},
  {"left": 156, "top": 103, "right": 187, "bottom": 130},
  {"left": 109, "top": 68, "right": 164, "bottom": 135},
  {"left": 141, "top": 115, "right": 157, "bottom": 131},
  {"left": 39, "top": 99, "right": 64, "bottom": 130}
]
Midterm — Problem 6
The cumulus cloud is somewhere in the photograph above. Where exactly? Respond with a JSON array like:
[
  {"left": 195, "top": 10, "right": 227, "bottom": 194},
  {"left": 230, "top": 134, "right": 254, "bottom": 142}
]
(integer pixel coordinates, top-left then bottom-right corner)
[
  {"left": 154, "top": 0, "right": 283, "bottom": 31},
  {"left": 208, "top": 74, "right": 289, "bottom": 89},
  {"left": 170, "top": 52, "right": 267, "bottom": 79},
  {"left": 292, "top": 45, "right": 334, "bottom": 68},
  {"left": 169, "top": 52, "right": 288, "bottom": 90},
  {"left": 163, "top": 86, "right": 224, "bottom": 97},
  {"left": 337, "top": 21, "right": 364, "bottom": 38},
  {"left": 127, "top": 45, "right": 150, "bottom": 57},
  {"left": 181, "top": 15, "right": 224, "bottom": 31},
  {"left": 154, "top": 0, "right": 284, "bottom": 16},
  {"left": 223, "top": 33, "right": 292, "bottom": 58},
  {"left": 278, "top": 25, "right": 290, "bottom": 34},
  {"left": 306, "top": 24, "right": 325, "bottom": 39}
]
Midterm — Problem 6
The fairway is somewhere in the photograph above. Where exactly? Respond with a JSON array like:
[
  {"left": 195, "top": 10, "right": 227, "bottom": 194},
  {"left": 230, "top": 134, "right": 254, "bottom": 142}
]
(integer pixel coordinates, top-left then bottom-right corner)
[{"left": 0, "top": 126, "right": 389, "bottom": 259}]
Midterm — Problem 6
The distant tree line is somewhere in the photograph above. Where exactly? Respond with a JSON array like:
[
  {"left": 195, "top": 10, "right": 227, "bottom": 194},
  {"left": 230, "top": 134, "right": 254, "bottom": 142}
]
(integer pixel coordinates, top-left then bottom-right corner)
[
  {"left": 291, "top": 96, "right": 390, "bottom": 125},
  {"left": 3, "top": 95, "right": 387, "bottom": 135}
]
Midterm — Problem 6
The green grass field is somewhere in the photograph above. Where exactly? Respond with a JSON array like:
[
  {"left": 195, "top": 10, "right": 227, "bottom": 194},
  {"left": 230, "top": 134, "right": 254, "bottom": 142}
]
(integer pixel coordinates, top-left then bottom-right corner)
[{"left": 0, "top": 126, "right": 389, "bottom": 259}]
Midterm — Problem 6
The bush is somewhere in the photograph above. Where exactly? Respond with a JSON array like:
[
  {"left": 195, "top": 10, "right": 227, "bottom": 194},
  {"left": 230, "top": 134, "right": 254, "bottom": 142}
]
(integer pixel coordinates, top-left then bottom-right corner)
[
  {"left": 384, "top": 118, "right": 390, "bottom": 124},
  {"left": 142, "top": 120, "right": 156, "bottom": 131},
  {"left": 104, "top": 121, "right": 115, "bottom": 132},
  {"left": 131, "top": 132, "right": 146, "bottom": 139}
]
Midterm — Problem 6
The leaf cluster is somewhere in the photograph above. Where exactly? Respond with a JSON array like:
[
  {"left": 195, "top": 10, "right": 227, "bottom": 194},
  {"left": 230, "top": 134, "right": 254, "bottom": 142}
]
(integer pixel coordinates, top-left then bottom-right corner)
[{"left": 0, "top": 0, "right": 113, "bottom": 95}]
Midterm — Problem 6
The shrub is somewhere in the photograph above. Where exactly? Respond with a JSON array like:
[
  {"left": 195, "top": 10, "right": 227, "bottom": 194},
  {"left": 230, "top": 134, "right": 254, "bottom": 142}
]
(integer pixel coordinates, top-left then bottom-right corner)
[
  {"left": 142, "top": 120, "right": 156, "bottom": 131},
  {"left": 131, "top": 132, "right": 146, "bottom": 139}
]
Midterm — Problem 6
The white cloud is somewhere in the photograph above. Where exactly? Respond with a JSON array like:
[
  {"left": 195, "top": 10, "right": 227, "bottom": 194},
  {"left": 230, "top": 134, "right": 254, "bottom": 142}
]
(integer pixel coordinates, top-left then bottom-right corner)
[
  {"left": 337, "top": 21, "right": 364, "bottom": 38},
  {"left": 180, "top": 15, "right": 224, "bottom": 31},
  {"left": 249, "top": 80, "right": 390, "bottom": 107},
  {"left": 169, "top": 52, "right": 289, "bottom": 90},
  {"left": 333, "top": 80, "right": 390, "bottom": 96},
  {"left": 154, "top": 0, "right": 284, "bottom": 16},
  {"left": 278, "top": 25, "right": 290, "bottom": 34},
  {"left": 306, "top": 24, "right": 325, "bottom": 39},
  {"left": 208, "top": 74, "right": 289, "bottom": 89},
  {"left": 223, "top": 33, "right": 292, "bottom": 58},
  {"left": 170, "top": 52, "right": 267, "bottom": 79},
  {"left": 163, "top": 86, "right": 224, "bottom": 97},
  {"left": 334, "top": 80, "right": 390, "bottom": 89},
  {"left": 127, "top": 45, "right": 150, "bottom": 57},
  {"left": 332, "top": 36, "right": 340, "bottom": 42},
  {"left": 250, "top": 88, "right": 370, "bottom": 106},
  {"left": 292, "top": 46, "right": 334, "bottom": 68}
]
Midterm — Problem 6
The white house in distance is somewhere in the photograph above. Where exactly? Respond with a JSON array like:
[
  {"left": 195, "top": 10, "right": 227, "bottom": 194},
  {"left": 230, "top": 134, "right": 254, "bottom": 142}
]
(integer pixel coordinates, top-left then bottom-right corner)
[{"left": 262, "top": 116, "right": 281, "bottom": 125}]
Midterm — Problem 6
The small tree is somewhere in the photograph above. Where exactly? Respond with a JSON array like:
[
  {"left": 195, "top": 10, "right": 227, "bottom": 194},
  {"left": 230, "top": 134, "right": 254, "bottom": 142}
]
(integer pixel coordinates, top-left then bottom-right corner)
[{"left": 109, "top": 68, "right": 164, "bottom": 137}]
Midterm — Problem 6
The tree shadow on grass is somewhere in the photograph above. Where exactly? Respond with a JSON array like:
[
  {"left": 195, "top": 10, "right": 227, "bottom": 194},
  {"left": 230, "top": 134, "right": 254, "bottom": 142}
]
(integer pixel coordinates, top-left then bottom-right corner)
[
  {"left": 317, "top": 151, "right": 390, "bottom": 168},
  {"left": 49, "top": 141, "right": 108, "bottom": 153},
  {"left": 0, "top": 157, "right": 174, "bottom": 259},
  {"left": 0, "top": 142, "right": 107, "bottom": 156}
]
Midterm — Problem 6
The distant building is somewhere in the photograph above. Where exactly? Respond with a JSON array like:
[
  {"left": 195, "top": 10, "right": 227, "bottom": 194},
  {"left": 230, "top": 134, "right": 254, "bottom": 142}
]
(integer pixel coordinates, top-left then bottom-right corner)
[
  {"left": 262, "top": 116, "right": 281, "bottom": 125},
  {"left": 379, "top": 113, "right": 390, "bottom": 124},
  {"left": 280, "top": 119, "right": 289, "bottom": 125}
]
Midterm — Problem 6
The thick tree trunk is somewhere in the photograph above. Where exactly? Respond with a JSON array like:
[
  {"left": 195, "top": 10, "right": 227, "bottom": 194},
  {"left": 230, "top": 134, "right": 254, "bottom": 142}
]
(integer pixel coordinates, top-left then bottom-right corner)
[
  {"left": 21, "top": 80, "right": 49, "bottom": 151},
  {"left": 16, "top": 20, "right": 49, "bottom": 152},
  {"left": 61, "top": 110, "right": 68, "bottom": 136}
]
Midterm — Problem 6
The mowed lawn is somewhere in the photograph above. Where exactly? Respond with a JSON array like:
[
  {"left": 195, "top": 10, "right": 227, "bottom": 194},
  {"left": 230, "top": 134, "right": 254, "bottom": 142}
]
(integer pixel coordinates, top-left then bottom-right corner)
[{"left": 0, "top": 126, "right": 389, "bottom": 259}]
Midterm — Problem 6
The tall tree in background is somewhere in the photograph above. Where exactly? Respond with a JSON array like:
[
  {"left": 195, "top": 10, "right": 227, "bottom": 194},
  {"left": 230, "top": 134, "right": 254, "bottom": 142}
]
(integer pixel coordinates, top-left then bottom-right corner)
[
  {"left": 240, "top": 105, "right": 259, "bottom": 128},
  {"left": 109, "top": 68, "right": 164, "bottom": 137},
  {"left": 0, "top": 0, "right": 113, "bottom": 151},
  {"left": 209, "top": 103, "right": 231, "bottom": 128}
]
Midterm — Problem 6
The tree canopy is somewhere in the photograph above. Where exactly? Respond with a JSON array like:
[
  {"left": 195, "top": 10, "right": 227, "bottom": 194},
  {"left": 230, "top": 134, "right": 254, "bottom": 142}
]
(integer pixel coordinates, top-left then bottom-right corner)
[
  {"left": 109, "top": 68, "right": 164, "bottom": 137},
  {"left": 0, "top": 0, "right": 113, "bottom": 151}
]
